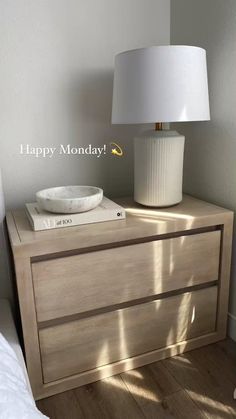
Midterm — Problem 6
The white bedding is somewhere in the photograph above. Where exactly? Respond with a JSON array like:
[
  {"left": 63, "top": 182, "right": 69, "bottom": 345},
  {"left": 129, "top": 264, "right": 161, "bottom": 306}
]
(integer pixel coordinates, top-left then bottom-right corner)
[
  {"left": 0, "top": 299, "right": 31, "bottom": 395},
  {"left": 0, "top": 333, "right": 48, "bottom": 419}
]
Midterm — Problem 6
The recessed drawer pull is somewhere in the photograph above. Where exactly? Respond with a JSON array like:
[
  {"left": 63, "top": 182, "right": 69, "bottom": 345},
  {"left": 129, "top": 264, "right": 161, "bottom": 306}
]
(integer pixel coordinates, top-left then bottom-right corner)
[{"left": 32, "top": 230, "right": 220, "bottom": 322}]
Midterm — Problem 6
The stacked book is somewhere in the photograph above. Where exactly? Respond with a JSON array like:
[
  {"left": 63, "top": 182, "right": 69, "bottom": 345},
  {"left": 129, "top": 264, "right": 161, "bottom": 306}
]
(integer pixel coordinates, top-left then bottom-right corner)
[{"left": 26, "top": 197, "right": 126, "bottom": 231}]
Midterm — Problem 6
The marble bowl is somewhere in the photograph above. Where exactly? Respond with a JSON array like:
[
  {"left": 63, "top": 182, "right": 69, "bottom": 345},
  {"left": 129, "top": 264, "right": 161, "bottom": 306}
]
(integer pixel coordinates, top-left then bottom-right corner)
[{"left": 36, "top": 186, "right": 103, "bottom": 214}]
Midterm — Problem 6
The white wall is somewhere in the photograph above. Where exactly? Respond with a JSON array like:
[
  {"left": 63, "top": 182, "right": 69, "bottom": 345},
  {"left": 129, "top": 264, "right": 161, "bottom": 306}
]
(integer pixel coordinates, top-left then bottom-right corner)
[
  {"left": 0, "top": 0, "right": 170, "bottom": 298},
  {"left": 0, "top": 0, "right": 170, "bottom": 210},
  {"left": 171, "top": 0, "right": 236, "bottom": 340}
]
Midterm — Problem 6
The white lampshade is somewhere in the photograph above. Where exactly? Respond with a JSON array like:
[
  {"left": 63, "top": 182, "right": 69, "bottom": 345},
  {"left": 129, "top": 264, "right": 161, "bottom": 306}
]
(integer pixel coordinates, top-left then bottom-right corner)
[{"left": 112, "top": 45, "right": 210, "bottom": 124}]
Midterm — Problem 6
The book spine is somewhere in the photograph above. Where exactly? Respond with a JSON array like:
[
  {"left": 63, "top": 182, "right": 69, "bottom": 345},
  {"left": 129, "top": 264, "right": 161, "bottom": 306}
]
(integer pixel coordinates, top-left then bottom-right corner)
[{"left": 31, "top": 210, "right": 125, "bottom": 231}]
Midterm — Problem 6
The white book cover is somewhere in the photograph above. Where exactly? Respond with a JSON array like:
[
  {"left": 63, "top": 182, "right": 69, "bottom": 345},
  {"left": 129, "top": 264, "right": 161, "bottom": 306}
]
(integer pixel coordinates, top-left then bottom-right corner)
[{"left": 25, "top": 197, "right": 126, "bottom": 231}]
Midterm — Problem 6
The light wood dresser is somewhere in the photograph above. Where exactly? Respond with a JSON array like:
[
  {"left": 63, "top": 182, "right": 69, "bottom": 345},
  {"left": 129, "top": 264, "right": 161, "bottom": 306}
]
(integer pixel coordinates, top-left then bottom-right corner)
[{"left": 6, "top": 195, "right": 233, "bottom": 400}]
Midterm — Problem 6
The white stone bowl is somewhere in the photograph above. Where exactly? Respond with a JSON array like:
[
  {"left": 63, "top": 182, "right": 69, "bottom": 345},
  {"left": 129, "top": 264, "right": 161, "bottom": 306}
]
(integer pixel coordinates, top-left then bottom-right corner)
[{"left": 36, "top": 186, "right": 103, "bottom": 214}]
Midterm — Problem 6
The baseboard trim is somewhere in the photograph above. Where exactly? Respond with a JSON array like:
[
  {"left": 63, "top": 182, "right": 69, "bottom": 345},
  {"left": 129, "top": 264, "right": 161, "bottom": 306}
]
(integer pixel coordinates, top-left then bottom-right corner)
[{"left": 228, "top": 312, "right": 236, "bottom": 342}]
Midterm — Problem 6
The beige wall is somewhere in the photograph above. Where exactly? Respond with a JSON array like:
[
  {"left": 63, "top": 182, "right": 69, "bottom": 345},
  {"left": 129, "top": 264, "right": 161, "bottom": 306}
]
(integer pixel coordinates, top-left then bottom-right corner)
[
  {"left": 0, "top": 0, "right": 170, "bottom": 299},
  {"left": 171, "top": 0, "right": 236, "bottom": 340}
]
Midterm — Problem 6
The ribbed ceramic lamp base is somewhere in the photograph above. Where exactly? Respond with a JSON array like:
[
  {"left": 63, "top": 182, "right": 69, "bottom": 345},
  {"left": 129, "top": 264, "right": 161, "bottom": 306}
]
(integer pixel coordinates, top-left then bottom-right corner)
[{"left": 134, "top": 130, "right": 185, "bottom": 207}]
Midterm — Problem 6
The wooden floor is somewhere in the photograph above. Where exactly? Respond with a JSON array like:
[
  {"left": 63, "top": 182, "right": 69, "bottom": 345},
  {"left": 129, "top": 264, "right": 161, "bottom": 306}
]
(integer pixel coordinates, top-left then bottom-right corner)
[{"left": 37, "top": 339, "right": 236, "bottom": 419}]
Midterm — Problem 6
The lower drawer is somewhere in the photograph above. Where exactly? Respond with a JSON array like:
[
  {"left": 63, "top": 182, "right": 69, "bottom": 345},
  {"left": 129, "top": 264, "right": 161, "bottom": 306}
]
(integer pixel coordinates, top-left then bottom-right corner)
[{"left": 39, "top": 286, "right": 217, "bottom": 383}]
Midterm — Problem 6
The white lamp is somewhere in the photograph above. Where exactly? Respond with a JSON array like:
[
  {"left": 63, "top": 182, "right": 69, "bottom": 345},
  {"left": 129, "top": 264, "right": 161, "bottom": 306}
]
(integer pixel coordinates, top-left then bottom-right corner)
[{"left": 112, "top": 45, "right": 210, "bottom": 207}]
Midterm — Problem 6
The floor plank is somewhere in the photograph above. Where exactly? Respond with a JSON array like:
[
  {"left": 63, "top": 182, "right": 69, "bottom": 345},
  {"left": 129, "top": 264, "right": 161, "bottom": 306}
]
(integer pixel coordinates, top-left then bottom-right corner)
[
  {"left": 121, "top": 362, "right": 180, "bottom": 418},
  {"left": 36, "top": 339, "right": 236, "bottom": 419},
  {"left": 217, "top": 338, "right": 236, "bottom": 364},
  {"left": 163, "top": 390, "right": 208, "bottom": 419},
  {"left": 74, "top": 375, "right": 145, "bottom": 419},
  {"left": 190, "top": 343, "right": 236, "bottom": 396},
  {"left": 163, "top": 349, "right": 236, "bottom": 419},
  {"left": 37, "top": 389, "right": 84, "bottom": 419},
  {"left": 121, "top": 362, "right": 206, "bottom": 419}
]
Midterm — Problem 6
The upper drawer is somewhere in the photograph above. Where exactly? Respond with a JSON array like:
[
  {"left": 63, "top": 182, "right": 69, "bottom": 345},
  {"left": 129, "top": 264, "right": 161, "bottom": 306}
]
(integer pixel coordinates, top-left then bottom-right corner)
[{"left": 32, "top": 230, "right": 220, "bottom": 322}]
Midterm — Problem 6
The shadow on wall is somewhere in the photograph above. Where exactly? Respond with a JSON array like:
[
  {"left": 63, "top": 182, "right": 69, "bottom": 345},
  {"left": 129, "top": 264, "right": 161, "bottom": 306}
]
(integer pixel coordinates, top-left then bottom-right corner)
[{"left": 0, "top": 170, "right": 12, "bottom": 300}]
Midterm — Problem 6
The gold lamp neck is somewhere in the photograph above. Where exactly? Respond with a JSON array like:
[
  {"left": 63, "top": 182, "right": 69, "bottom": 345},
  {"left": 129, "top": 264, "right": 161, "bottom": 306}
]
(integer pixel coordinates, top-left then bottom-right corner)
[{"left": 155, "top": 122, "right": 163, "bottom": 131}]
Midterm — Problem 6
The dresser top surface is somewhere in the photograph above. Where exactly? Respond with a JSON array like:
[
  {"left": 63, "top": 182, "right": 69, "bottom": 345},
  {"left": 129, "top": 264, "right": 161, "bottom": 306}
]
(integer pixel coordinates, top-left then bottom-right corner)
[{"left": 6, "top": 194, "right": 233, "bottom": 258}]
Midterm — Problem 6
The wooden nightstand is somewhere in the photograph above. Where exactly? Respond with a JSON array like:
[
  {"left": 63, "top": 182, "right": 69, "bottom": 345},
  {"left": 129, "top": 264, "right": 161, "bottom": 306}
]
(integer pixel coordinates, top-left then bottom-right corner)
[{"left": 6, "top": 195, "right": 233, "bottom": 400}]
